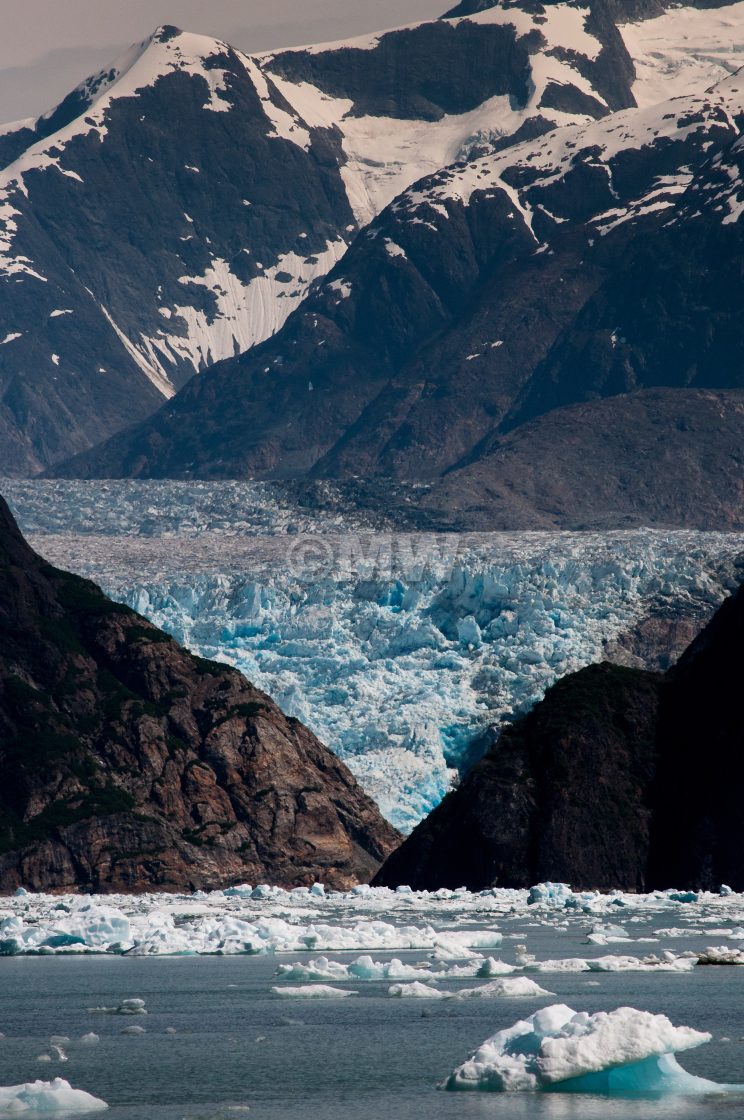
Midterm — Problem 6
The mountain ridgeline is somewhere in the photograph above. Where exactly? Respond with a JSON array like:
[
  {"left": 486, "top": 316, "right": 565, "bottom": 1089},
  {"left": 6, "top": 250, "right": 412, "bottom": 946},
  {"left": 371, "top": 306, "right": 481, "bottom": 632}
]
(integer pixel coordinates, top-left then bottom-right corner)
[
  {"left": 0, "top": 495, "right": 399, "bottom": 893},
  {"left": 49, "top": 0, "right": 744, "bottom": 530},
  {"left": 0, "top": 3, "right": 640, "bottom": 478},
  {"left": 374, "top": 583, "right": 744, "bottom": 893}
]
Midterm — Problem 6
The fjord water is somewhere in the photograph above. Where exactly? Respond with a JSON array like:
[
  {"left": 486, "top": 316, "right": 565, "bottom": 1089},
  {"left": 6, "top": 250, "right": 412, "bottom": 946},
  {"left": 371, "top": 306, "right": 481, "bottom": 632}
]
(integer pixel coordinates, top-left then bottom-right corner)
[{"left": 2, "top": 918, "right": 744, "bottom": 1120}]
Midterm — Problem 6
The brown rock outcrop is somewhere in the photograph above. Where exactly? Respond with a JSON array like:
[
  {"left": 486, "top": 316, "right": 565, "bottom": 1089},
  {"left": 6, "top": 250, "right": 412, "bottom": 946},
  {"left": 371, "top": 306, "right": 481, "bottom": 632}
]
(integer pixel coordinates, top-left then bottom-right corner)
[{"left": 0, "top": 496, "right": 399, "bottom": 893}]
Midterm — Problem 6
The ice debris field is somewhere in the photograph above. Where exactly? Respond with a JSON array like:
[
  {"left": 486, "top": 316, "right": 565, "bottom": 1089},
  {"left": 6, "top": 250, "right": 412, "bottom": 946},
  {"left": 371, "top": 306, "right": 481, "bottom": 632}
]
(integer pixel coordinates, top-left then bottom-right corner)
[
  {"left": 5, "top": 880, "right": 744, "bottom": 964},
  {"left": 5, "top": 481, "right": 744, "bottom": 831},
  {"left": 4, "top": 883, "right": 744, "bottom": 1107}
]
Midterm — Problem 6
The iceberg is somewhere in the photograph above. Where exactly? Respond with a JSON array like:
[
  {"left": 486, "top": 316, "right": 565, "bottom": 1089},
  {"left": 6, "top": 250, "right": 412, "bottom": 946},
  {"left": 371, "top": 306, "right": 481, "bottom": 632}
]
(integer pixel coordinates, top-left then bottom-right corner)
[
  {"left": 444, "top": 1004, "right": 732, "bottom": 1094},
  {"left": 274, "top": 955, "right": 434, "bottom": 982},
  {"left": 0, "top": 1078, "right": 107, "bottom": 1113},
  {"left": 388, "top": 977, "right": 552, "bottom": 999},
  {"left": 270, "top": 985, "right": 357, "bottom": 998}
]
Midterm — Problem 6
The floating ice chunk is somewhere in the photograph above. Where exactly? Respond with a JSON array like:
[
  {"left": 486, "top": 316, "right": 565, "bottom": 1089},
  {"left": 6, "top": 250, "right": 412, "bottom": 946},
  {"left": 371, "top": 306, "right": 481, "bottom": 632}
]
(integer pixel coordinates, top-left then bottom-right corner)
[
  {"left": 270, "top": 985, "right": 357, "bottom": 999},
  {"left": 388, "top": 981, "right": 445, "bottom": 998},
  {"left": 445, "top": 958, "right": 516, "bottom": 979},
  {"left": 453, "top": 977, "right": 554, "bottom": 1000},
  {"left": 528, "top": 884, "right": 574, "bottom": 907},
  {"left": 444, "top": 1004, "right": 721, "bottom": 1093},
  {"left": 79, "top": 1034, "right": 99, "bottom": 1046},
  {"left": 0, "top": 1078, "right": 107, "bottom": 1112},
  {"left": 274, "top": 956, "right": 350, "bottom": 982},
  {"left": 274, "top": 952, "right": 435, "bottom": 983},
  {"left": 88, "top": 998, "right": 146, "bottom": 1014},
  {"left": 120, "top": 1025, "right": 146, "bottom": 1035},
  {"left": 586, "top": 923, "right": 630, "bottom": 945},
  {"left": 698, "top": 946, "right": 744, "bottom": 965},
  {"left": 587, "top": 954, "right": 697, "bottom": 973}
]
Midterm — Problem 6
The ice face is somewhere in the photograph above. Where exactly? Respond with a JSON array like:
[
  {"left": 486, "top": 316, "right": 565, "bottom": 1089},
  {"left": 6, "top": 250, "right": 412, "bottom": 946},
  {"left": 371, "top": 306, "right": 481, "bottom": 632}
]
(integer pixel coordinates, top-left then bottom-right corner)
[
  {"left": 6, "top": 481, "right": 744, "bottom": 830},
  {"left": 0, "top": 1078, "right": 108, "bottom": 1113},
  {"left": 444, "top": 1004, "right": 724, "bottom": 1093}
]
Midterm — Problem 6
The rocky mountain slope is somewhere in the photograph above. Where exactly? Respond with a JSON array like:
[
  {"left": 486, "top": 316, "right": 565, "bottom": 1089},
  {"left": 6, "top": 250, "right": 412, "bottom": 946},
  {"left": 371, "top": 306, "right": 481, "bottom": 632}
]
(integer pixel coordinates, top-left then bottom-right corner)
[
  {"left": 373, "top": 580, "right": 744, "bottom": 892},
  {"left": 0, "top": 494, "right": 399, "bottom": 892},
  {"left": 56, "top": 2, "right": 744, "bottom": 530},
  {"left": 0, "top": 5, "right": 636, "bottom": 477}
]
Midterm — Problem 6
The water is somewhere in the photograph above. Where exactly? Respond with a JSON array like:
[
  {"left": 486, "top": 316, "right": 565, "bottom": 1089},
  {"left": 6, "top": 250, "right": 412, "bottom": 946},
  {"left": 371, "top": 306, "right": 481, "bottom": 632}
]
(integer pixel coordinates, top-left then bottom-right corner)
[{"left": 3, "top": 918, "right": 744, "bottom": 1119}]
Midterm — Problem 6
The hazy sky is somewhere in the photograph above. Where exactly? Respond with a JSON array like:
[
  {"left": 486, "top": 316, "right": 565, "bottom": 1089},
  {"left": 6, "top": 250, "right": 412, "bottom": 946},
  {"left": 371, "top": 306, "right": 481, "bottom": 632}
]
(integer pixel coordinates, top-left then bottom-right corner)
[{"left": 0, "top": 0, "right": 445, "bottom": 124}]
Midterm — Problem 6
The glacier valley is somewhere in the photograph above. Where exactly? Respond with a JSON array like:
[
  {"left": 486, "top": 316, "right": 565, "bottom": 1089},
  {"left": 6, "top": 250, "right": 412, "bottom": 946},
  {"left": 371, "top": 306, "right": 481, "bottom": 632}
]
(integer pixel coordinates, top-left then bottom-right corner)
[{"left": 5, "top": 480, "right": 744, "bottom": 831}]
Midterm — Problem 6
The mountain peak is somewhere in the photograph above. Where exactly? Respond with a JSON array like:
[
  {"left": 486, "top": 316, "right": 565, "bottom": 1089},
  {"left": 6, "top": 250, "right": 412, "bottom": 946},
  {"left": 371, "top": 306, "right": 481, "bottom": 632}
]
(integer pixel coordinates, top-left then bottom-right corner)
[{"left": 152, "top": 24, "right": 184, "bottom": 43}]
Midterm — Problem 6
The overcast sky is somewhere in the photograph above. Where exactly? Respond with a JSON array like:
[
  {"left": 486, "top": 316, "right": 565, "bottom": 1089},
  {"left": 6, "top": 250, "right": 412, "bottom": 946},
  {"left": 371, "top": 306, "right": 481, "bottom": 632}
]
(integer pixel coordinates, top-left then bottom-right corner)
[{"left": 0, "top": 0, "right": 445, "bottom": 124}]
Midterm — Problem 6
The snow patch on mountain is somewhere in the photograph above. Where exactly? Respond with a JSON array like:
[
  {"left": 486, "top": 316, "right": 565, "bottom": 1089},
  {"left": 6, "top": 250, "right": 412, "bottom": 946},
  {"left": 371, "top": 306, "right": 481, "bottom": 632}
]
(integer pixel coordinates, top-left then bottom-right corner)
[
  {"left": 141, "top": 239, "right": 348, "bottom": 374},
  {"left": 622, "top": 2, "right": 744, "bottom": 108}
]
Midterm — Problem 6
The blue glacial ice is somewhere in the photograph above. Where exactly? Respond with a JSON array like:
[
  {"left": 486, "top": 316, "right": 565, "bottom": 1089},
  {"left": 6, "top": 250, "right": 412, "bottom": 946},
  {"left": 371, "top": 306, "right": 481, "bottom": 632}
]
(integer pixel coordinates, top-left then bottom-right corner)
[
  {"left": 0, "top": 1078, "right": 108, "bottom": 1113},
  {"left": 5, "top": 481, "right": 744, "bottom": 830},
  {"left": 444, "top": 1004, "right": 735, "bottom": 1094}
]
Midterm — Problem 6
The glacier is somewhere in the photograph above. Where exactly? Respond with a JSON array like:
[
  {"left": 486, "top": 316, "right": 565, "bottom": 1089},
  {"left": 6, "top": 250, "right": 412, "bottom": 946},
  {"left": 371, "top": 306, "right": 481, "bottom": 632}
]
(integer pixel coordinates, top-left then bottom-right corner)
[{"left": 5, "top": 480, "right": 744, "bottom": 830}]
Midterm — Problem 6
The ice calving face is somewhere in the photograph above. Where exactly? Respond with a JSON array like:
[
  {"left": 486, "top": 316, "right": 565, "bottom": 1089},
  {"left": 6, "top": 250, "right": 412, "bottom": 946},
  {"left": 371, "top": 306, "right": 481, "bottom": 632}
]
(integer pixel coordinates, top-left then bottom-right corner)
[
  {"left": 444, "top": 1005, "right": 720, "bottom": 1093},
  {"left": 7, "top": 480, "right": 743, "bottom": 832}
]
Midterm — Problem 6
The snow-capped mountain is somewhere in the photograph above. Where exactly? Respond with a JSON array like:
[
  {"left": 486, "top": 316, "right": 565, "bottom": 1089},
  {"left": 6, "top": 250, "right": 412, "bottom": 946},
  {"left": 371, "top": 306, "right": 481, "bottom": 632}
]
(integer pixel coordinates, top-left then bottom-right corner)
[
  {"left": 58, "top": 2, "right": 744, "bottom": 533},
  {"left": 0, "top": 5, "right": 640, "bottom": 476}
]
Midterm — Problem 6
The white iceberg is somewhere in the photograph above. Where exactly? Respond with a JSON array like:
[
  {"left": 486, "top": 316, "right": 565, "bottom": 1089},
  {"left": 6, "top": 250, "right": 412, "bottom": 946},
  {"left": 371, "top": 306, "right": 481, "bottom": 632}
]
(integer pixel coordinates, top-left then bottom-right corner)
[
  {"left": 275, "top": 954, "right": 434, "bottom": 982},
  {"left": 444, "top": 1004, "right": 731, "bottom": 1093},
  {"left": 453, "top": 977, "right": 554, "bottom": 1000},
  {"left": 388, "top": 981, "right": 445, "bottom": 998},
  {"left": 270, "top": 985, "right": 357, "bottom": 998},
  {"left": 389, "top": 977, "right": 552, "bottom": 999},
  {"left": 0, "top": 1078, "right": 107, "bottom": 1113}
]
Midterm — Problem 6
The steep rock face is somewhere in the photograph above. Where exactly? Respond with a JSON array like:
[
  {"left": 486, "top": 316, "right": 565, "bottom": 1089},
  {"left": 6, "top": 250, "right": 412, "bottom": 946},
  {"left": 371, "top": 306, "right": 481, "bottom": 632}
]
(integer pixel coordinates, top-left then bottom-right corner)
[
  {"left": 0, "top": 496, "right": 399, "bottom": 892},
  {"left": 649, "top": 586, "right": 744, "bottom": 891},
  {"left": 419, "top": 389, "right": 744, "bottom": 530},
  {"left": 374, "top": 582, "right": 744, "bottom": 891},
  {"left": 373, "top": 663, "right": 661, "bottom": 891}
]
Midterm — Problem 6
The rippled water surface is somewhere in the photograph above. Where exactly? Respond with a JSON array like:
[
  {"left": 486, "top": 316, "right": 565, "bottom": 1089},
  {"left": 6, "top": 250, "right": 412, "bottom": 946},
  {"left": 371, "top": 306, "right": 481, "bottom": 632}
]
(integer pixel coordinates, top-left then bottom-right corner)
[{"left": 3, "top": 917, "right": 744, "bottom": 1120}]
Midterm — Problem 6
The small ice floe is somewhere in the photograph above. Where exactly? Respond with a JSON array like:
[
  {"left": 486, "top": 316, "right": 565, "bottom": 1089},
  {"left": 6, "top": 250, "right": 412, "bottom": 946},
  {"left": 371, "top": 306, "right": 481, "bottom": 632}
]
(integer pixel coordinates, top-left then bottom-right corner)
[
  {"left": 274, "top": 955, "right": 433, "bottom": 983},
  {"left": 80, "top": 1034, "right": 99, "bottom": 1045},
  {"left": 444, "top": 1004, "right": 737, "bottom": 1093},
  {"left": 269, "top": 985, "right": 357, "bottom": 999},
  {"left": 0, "top": 1077, "right": 107, "bottom": 1111},
  {"left": 88, "top": 998, "right": 146, "bottom": 1015},
  {"left": 698, "top": 946, "right": 744, "bottom": 965},
  {"left": 389, "top": 977, "right": 552, "bottom": 999},
  {"left": 585, "top": 923, "right": 631, "bottom": 945},
  {"left": 453, "top": 978, "right": 553, "bottom": 1000},
  {"left": 443, "top": 958, "right": 516, "bottom": 979},
  {"left": 120, "top": 1025, "right": 146, "bottom": 1035},
  {"left": 388, "top": 982, "right": 445, "bottom": 998}
]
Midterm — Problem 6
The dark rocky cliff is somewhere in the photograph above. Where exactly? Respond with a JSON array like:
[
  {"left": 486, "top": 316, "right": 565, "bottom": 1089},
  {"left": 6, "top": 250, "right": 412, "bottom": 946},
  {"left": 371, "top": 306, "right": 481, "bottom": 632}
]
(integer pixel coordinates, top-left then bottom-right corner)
[
  {"left": 374, "top": 583, "right": 744, "bottom": 891},
  {"left": 0, "top": 496, "right": 399, "bottom": 893}
]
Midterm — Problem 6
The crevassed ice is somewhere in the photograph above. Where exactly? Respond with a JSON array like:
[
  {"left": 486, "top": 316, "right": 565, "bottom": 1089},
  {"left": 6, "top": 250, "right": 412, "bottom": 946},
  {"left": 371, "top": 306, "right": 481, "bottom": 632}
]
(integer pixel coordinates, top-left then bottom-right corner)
[{"left": 5, "top": 482, "right": 744, "bottom": 831}]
